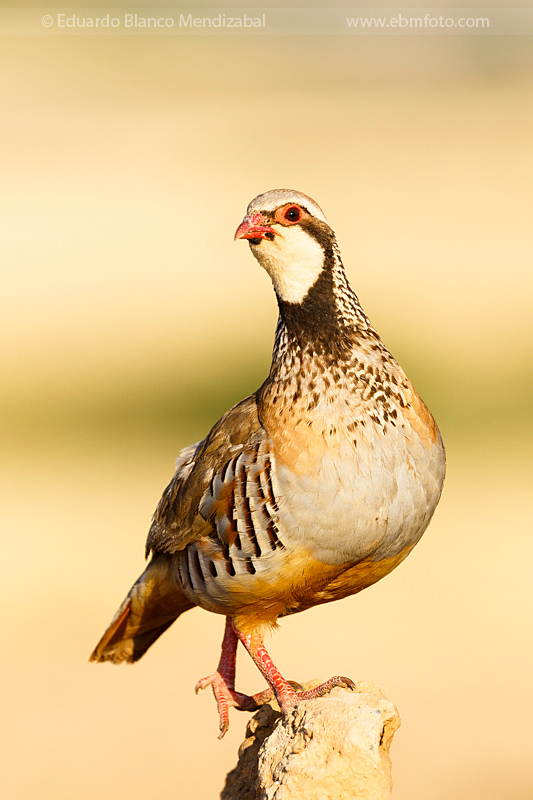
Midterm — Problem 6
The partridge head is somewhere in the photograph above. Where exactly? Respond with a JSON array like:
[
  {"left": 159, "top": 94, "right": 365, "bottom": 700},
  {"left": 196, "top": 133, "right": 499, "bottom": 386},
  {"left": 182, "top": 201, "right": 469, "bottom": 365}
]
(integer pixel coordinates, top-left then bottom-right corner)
[
  {"left": 234, "top": 188, "right": 331, "bottom": 304},
  {"left": 91, "top": 189, "right": 445, "bottom": 738}
]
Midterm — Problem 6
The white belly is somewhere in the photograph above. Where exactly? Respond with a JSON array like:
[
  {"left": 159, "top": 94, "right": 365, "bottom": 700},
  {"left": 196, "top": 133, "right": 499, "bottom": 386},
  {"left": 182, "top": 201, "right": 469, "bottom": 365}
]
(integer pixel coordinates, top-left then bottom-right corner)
[{"left": 271, "top": 421, "right": 445, "bottom": 566}]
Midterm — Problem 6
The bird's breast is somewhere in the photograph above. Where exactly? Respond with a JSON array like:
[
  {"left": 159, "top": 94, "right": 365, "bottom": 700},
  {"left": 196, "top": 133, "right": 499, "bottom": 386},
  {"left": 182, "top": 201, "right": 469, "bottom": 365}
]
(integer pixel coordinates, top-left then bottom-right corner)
[
  {"left": 261, "top": 375, "right": 445, "bottom": 567},
  {"left": 271, "top": 421, "right": 444, "bottom": 567},
  {"left": 177, "top": 358, "right": 445, "bottom": 624}
]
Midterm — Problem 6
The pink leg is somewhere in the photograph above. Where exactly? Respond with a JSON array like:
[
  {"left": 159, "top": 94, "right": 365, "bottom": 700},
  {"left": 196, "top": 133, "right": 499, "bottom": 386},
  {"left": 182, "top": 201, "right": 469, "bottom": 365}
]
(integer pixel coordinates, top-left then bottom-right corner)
[
  {"left": 195, "top": 617, "right": 268, "bottom": 738},
  {"left": 234, "top": 624, "right": 355, "bottom": 714}
]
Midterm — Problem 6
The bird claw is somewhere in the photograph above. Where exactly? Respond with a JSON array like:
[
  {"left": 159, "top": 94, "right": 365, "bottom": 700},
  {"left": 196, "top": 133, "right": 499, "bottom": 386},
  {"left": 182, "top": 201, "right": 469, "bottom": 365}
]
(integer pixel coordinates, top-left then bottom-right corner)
[
  {"left": 195, "top": 675, "right": 215, "bottom": 694},
  {"left": 278, "top": 675, "right": 356, "bottom": 712},
  {"left": 195, "top": 669, "right": 355, "bottom": 735},
  {"left": 194, "top": 671, "right": 267, "bottom": 737}
]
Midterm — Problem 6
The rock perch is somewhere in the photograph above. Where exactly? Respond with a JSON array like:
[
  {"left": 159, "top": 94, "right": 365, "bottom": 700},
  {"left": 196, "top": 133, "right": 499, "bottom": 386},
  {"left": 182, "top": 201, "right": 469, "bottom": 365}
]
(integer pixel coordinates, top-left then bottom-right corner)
[{"left": 221, "top": 682, "right": 401, "bottom": 800}]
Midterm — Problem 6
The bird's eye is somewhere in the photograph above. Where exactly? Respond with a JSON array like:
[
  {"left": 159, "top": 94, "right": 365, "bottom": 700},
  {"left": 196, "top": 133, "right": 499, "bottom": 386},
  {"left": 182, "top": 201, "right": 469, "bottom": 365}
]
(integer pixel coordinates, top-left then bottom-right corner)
[{"left": 282, "top": 205, "right": 302, "bottom": 224}]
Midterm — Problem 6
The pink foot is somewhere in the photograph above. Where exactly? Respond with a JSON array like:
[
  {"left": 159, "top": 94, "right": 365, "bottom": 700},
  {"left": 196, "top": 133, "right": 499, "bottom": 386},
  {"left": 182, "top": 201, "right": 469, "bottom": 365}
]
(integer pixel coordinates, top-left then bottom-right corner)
[
  {"left": 234, "top": 625, "right": 356, "bottom": 715},
  {"left": 198, "top": 619, "right": 354, "bottom": 737},
  {"left": 275, "top": 675, "right": 356, "bottom": 713},
  {"left": 195, "top": 671, "right": 267, "bottom": 738}
]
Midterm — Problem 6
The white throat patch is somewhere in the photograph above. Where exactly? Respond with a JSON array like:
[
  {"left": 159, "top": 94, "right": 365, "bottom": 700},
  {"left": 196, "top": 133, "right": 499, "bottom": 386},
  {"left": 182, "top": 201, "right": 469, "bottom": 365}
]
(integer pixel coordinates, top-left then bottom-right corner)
[{"left": 251, "top": 226, "right": 325, "bottom": 304}]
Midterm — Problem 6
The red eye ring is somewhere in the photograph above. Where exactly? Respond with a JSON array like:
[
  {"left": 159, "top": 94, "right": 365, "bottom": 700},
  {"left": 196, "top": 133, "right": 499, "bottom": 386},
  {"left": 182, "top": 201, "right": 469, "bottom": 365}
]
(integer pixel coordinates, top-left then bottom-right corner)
[{"left": 276, "top": 204, "right": 303, "bottom": 225}]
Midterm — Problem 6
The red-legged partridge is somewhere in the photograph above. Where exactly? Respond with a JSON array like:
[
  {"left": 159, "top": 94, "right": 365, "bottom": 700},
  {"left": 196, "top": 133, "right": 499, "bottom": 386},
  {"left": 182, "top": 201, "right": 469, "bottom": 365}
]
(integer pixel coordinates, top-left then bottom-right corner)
[{"left": 91, "top": 189, "right": 445, "bottom": 737}]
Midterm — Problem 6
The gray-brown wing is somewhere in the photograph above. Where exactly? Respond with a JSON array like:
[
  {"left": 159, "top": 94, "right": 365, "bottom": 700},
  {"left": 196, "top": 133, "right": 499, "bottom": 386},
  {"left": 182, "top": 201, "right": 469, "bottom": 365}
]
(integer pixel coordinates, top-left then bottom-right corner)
[{"left": 145, "top": 394, "right": 264, "bottom": 556}]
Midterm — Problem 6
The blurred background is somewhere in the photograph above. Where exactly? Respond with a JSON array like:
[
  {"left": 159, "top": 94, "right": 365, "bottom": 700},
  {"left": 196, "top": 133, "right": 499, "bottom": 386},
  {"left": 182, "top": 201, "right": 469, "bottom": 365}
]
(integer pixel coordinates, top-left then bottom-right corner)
[{"left": 1, "top": 2, "right": 532, "bottom": 798}]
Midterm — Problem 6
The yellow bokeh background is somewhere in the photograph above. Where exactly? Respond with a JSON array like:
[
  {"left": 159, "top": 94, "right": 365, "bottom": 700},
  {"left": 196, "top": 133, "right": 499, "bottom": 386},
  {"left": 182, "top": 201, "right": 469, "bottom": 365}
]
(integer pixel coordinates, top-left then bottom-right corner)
[{"left": 1, "top": 8, "right": 532, "bottom": 799}]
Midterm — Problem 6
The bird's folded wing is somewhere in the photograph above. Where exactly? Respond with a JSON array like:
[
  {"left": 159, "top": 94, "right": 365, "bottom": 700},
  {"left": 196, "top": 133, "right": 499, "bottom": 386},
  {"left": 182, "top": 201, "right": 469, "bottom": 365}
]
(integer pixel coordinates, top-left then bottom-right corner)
[{"left": 145, "top": 393, "right": 264, "bottom": 556}]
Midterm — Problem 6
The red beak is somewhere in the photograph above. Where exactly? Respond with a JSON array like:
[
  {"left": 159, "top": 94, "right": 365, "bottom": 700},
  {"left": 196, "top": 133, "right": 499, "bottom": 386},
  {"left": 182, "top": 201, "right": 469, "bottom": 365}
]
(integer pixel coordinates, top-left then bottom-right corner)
[{"left": 234, "top": 213, "right": 278, "bottom": 242}]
